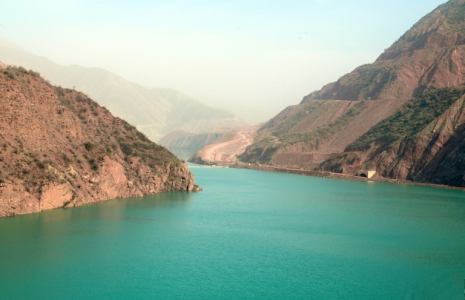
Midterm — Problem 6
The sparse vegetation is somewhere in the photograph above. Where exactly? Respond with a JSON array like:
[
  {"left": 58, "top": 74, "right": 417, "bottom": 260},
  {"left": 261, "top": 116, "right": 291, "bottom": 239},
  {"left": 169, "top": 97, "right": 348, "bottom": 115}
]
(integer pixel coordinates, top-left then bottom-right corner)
[
  {"left": 348, "top": 87, "right": 465, "bottom": 151},
  {"left": 85, "top": 142, "right": 95, "bottom": 151},
  {"left": 239, "top": 101, "right": 368, "bottom": 164},
  {"left": 0, "top": 62, "right": 190, "bottom": 215}
]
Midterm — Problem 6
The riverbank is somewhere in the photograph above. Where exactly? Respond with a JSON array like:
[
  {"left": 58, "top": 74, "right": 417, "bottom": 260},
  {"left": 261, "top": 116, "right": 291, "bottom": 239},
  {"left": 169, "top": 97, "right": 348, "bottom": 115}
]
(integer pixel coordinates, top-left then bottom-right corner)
[{"left": 191, "top": 162, "right": 465, "bottom": 192}]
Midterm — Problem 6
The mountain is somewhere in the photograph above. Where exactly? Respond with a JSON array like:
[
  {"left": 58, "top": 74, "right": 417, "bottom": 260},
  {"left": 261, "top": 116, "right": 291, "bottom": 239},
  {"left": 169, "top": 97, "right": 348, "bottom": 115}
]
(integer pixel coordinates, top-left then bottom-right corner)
[
  {"left": 238, "top": 0, "right": 465, "bottom": 187},
  {"left": 0, "top": 39, "right": 244, "bottom": 143},
  {"left": 0, "top": 65, "right": 199, "bottom": 217},
  {"left": 303, "top": 0, "right": 465, "bottom": 102},
  {"left": 320, "top": 87, "right": 465, "bottom": 186}
]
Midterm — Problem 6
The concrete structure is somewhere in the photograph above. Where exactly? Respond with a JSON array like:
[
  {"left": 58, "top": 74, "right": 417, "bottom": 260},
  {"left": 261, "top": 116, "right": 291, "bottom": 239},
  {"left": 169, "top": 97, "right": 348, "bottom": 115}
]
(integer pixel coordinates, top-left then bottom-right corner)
[{"left": 357, "top": 170, "right": 377, "bottom": 179}]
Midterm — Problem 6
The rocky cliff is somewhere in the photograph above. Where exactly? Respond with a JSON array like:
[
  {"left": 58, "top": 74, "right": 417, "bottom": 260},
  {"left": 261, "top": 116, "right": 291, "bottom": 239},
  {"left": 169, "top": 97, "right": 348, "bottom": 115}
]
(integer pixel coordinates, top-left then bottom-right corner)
[
  {"left": 0, "top": 66, "right": 199, "bottom": 217},
  {"left": 319, "top": 87, "right": 465, "bottom": 187}
]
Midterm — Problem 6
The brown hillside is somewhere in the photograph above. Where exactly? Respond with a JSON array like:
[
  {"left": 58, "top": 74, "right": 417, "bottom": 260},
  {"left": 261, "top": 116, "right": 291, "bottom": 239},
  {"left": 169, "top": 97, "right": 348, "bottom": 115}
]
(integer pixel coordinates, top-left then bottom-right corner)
[
  {"left": 238, "top": 99, "right": 408, "bottom": 167},
  {"left": 320, "top": 88, "right": 465, "bottom": 187},
  {"left": 0, "top": 66, "right": 199, "bottom": 217}
]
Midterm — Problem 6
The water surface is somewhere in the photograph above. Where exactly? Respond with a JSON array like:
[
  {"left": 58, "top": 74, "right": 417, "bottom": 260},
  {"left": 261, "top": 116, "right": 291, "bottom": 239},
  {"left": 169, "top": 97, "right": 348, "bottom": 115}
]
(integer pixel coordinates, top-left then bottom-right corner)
[{"left": 1, "top": 166, "right": 464, "bottom": 299}]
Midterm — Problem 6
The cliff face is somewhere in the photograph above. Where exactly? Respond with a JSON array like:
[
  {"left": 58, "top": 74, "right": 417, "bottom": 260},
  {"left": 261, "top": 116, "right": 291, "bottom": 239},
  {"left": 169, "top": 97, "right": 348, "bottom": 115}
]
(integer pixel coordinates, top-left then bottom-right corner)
[
  {"left": 0, "top": 66, "right": 199, "bottom": 217},
  {"left": 303, "top": 0, "right": 465, "bottom": 102}
]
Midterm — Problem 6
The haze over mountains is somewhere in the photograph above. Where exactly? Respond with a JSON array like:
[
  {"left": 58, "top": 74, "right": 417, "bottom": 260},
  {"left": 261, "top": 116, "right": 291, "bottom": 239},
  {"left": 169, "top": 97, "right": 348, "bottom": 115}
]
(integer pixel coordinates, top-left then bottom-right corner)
[
  {"left": 192, "top": 0, "right": 465, "bottom": 188},
  {"left": 0, "top": 39, "right": 244, "bottom": 143}
]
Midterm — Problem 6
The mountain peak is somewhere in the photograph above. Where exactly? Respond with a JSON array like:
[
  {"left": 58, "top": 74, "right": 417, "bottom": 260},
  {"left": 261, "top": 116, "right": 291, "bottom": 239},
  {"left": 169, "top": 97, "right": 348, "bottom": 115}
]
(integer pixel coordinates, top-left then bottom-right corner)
[
  {"left": 302, "top": 0, "right": 465, "bottom": 103},
  {"left": 379, "top": 0, "right": 465, "bottom": 61}
]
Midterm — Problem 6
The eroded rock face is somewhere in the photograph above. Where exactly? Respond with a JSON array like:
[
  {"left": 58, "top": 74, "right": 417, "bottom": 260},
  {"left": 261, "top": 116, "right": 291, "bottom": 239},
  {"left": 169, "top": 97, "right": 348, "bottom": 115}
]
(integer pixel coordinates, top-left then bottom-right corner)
[
  {"left": 320, "top": 92, "right": 465, "bottom": 187},
  {"left": 0, "top": 66, "right": 199, "bottom": 217}
]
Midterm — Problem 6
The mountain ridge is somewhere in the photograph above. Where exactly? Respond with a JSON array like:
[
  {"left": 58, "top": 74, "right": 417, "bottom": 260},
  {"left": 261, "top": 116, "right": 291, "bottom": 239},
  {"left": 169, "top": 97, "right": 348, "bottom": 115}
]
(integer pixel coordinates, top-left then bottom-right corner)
[
  {"left": 228, "top": 0, "right": 465, "bottom": 187},
  {"left": 302, "top": 0, "right": 465, "bottom": 103},
  {"left": 0, "top": 39, "right": 245, "bottom": 142}
]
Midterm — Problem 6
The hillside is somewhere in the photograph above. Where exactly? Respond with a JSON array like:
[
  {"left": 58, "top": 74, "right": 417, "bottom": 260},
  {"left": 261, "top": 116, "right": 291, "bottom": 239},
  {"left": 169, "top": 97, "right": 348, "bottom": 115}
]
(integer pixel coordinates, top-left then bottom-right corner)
[
  {"left": 238, "top": 98, "right": 408, "bottom": 168},
  {"left": 319, "top": 87, "right": 465, "bottom": 187},
  {"left": 189, "top": 126, "right": 259, "bottom": 165},
  {"left": 0, "top": 65, "right": 199, "bottom": 217},
  {"left": 236, "top": 0, "right": 465, "bottom": 187},
  {"left": 0, "top": 39, "right": 244, "bottom": 142}
]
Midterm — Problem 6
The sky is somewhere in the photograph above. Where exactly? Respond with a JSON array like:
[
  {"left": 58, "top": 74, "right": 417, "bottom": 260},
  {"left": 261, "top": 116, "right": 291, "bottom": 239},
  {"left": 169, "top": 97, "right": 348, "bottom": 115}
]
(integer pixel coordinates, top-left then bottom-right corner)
[{"left": 0, "top": 0, "right": 446, "bottom": 123}]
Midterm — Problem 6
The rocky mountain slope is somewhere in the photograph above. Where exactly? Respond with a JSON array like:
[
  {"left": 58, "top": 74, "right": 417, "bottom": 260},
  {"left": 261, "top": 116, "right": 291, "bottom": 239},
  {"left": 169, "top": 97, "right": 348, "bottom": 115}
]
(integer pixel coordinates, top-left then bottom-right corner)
[
  {"left": 237, "top": 0, "right": 465, "bottom": 187},
  {"left": 0, "top": 39, "right": 244, "bottom": 142},
  {"left": 0, "top": 65, "right": 199, "bottom": 217},
  {"left": 320, "top": 87, "right": 465, "bottom": 187},
  {"left": 238, "top": 98, "right": 409, "bottom": 168}
]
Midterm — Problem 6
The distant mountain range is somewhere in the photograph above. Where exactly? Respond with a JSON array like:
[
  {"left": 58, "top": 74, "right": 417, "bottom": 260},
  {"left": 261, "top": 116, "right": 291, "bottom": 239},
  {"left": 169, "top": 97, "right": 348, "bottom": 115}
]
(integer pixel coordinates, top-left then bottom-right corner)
[
  {"left": 0, "top": 39, "right": 245, "bottom": 143},
  {"left": 236, "top": 0, "right": 465, "bottom": 187}
]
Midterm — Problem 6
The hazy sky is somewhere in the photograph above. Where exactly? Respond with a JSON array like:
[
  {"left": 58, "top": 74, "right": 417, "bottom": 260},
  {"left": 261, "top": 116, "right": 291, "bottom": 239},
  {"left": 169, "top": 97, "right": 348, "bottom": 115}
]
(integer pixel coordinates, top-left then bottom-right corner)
[{"left": 0, "top": 0, "right": 446, "bottom": 123}]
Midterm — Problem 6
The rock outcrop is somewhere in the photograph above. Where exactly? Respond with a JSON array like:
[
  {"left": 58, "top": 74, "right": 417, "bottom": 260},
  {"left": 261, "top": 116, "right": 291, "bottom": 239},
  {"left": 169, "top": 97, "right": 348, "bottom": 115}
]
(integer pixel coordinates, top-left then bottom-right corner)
[{"left": 0, "top": 66, "right": 199, "bottom": 217}]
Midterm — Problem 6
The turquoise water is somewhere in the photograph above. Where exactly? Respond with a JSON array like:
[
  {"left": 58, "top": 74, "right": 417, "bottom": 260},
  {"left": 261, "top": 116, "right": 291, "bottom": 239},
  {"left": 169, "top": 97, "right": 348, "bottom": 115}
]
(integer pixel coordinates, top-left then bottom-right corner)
[{"left": 1, "top": 166, "right": 465, "bottom": 300}]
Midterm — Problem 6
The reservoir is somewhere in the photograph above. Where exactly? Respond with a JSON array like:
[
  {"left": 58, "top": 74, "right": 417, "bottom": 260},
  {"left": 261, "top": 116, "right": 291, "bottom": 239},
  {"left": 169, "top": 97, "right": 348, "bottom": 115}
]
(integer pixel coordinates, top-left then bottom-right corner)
[{"left": 0, "top": 166, "right": 464, "bottom": 299}]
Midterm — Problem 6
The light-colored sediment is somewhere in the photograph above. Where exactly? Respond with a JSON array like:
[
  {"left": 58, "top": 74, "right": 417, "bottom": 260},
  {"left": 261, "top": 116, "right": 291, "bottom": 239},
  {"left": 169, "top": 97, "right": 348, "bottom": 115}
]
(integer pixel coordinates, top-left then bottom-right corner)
[{"left": 189, "top": 126, "right": 259, "bottom": 165}]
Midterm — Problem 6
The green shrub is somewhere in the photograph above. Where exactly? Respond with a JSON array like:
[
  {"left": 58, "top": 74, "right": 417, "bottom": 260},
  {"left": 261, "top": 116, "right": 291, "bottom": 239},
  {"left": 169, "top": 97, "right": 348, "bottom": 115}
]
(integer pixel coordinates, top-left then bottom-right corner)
[
  {"left": 348, "top": 87, "right": 465, "bottom": 150},
  {"left": 84, "top": 142, "right": 95, "bottom": 151}
]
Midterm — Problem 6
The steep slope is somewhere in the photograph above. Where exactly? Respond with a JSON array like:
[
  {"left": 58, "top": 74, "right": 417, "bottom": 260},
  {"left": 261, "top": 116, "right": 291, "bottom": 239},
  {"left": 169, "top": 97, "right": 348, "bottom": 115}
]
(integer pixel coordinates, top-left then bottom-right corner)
[
  {"left": 320, "top": 87, "right": 465, "bottom": 187},
  {"left": 238, "top": 0, "right": 465, "bottom": 185},
  {"left": 304, "top": 0, "right": 465, "bottom": 102},
  {"left": 0, "top": 66, "right": 199, "bottom": 217},
  {"left": 238, "top": 98, "right": 408, "bottom": 167},
  {"left": 0, "top": 39, "right": 244, "bottom": 142}
]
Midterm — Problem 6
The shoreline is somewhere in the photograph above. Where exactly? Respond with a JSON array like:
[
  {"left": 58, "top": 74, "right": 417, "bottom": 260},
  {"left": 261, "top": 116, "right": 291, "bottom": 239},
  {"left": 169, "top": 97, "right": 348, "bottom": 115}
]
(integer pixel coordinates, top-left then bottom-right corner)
[{"left": 190, "top": 162, "right": 465, "bottom": 192}]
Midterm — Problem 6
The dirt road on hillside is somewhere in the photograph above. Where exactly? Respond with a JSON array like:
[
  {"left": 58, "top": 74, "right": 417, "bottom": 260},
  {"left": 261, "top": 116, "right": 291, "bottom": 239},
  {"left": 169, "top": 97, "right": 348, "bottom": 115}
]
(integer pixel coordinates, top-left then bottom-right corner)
[{"left": 193, "top": 126, "right": 259, "bottom": 164}]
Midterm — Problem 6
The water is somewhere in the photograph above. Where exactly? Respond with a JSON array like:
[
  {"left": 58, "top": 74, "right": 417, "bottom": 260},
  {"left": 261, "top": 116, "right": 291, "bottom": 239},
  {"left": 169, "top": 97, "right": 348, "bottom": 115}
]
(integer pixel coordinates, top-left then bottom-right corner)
[{"left": 1, "top": 166, "right": 465, "bottom": 300}]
